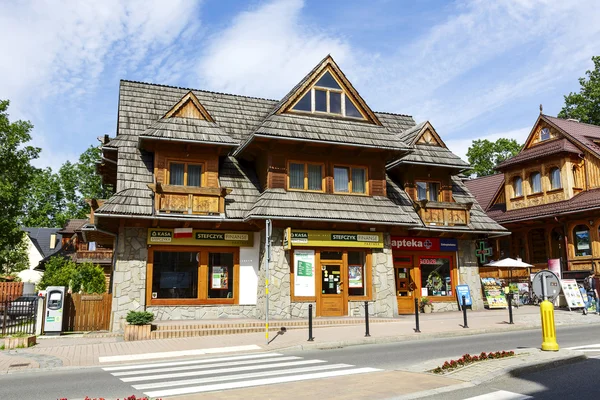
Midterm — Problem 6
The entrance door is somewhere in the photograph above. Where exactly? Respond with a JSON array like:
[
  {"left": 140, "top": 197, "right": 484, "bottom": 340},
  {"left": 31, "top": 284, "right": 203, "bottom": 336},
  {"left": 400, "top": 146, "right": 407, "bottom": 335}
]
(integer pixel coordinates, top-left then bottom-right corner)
[
  {"left": 395, "top": 266, "right": 417, "bottom": 314},
  {"left": 319, "top": 263, "right": 347, "bottom": 316}
]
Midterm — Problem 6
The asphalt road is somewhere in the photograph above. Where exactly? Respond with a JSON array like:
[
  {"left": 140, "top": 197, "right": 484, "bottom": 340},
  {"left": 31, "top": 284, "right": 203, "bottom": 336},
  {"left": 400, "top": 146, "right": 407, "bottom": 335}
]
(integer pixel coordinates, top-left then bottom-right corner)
[{"left": 0, "top": 325, "right": 597, "bottom": 400}]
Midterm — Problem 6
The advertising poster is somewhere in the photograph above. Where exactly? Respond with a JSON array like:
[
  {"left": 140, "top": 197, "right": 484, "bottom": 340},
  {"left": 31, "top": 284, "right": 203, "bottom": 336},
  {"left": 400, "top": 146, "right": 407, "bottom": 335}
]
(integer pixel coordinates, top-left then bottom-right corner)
[
  {"left": 348, "top": 265, "right": 363, "bottom": 288},
  {"left": 560, "top": 279, "right": 585, "bottom": 309},
  {"left": 212, "top": 266, "right": 225, "bottom": 289},
  {"left": 481, "top": 277, "right": 508, "bottom": 309},
  {"left": 294, "top": 250, "right": 315, "bottom": 296}
]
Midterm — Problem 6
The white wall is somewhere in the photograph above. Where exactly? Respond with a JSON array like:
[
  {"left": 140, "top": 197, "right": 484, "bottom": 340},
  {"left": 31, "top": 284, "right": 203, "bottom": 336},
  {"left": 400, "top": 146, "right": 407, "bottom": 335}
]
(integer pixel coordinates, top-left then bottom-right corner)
[
  {"left": 239, "top": 233, "right": 260, "bottom": 304},
  {"left": 18, "top": 236, "right": 43, "bottom": 284}
]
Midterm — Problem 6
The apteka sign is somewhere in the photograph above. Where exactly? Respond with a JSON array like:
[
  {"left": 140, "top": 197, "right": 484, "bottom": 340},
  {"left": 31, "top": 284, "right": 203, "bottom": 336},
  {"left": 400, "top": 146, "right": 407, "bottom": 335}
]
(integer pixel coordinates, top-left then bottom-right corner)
[{"left": 391, "top": 237, "right": 457, "bottom": 252}]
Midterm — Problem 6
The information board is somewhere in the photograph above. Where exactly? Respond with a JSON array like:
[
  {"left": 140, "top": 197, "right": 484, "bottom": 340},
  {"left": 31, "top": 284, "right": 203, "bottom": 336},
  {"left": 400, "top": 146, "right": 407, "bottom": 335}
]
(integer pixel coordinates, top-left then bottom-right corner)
[
  {"left": 455, "top": 285, "right": 472, "bottom": 309},
  {"left": 294, "top": 250, "right": 315, "bottom": 297},
  {"left": 560, "top": 279, "right": 586, "bottom": 309},
  {"left": 481, "top": 277, "right": 508, "bottom": 309}
]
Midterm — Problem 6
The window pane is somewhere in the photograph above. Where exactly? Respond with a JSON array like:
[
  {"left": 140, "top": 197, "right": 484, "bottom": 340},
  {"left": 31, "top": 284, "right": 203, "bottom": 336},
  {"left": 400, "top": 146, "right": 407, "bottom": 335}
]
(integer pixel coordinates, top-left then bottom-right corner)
[
  {"left": 293, "top": 92, "right": 311, "bottom": 111},
  {"left": 320, "top": 251, "right": 343, "bottom": 260},
  {"left": 170, "top": 163, "right": 184, "bottom": 185},
  {"left": 289, "top": 163, "right": 304, "bottom": 189},
  {"left": 330, "top": 92, "right": 342, "bottom": 114},
  {"left": 307, "top": 164, "right": 322, "bottom": 191},
  {"left": 345, "top": 98, "right": 362, "bottom": 118},
  {"left": 428, "top": 182, "right": 439, "bottom": 201},
  {"left": 531, "top": 172, "right": 541, "bottom": 193},
  {"left": 551, "top": 168, "right": 561, "bottom": 189},
  {"left": 541, "top": 128, "right": 550, "bottom": 141},
  {"left": 208, "top": 253, "right": 234, "bottom": 299},
  {"left": 315, "top": 90, "right": 327, "bottom": 112},
  {"left": 187, "top": 164, "right": 202, "bottom": 187},
  {"left": 574, "top": 225, "right": 591, "bottom": 257},
  {"left": 315, "top": 71, "right": 341, "bottom": 89},
  {"left": 514, "top": 177, "right": 522, "bottom": 197},
  {"left": 348, "top": 251, "right": 365, "bottom": 296},
  {"left": 334, "top": 166, "right": 349, "bottom": 192},
  {"left": 420, "top": 257, "right": 451, "bottom": 297},
  {"left": 152, "top": 251, "right": 198, "bottom": 299},
  {"left": 351, "top": 168, "right": 366, "bottom": 193},
  {"left": 416, "top": 182, "right": 427, "bottom": 200}
]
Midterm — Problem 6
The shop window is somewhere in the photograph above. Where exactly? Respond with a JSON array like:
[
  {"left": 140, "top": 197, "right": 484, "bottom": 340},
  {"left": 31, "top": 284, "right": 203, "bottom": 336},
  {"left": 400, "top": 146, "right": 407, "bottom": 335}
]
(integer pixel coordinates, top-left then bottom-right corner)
[
  {"left": 574, "top": 225, "right": 592, "bottom": 257},
  {"left": 348, "top": 251, "right": 365, "bottom": 296},
  {"left": 288, "top": 162, "right": 323, "bottom": 191},
  {"left": 416, "top": 181, "right": 440, "bottom": 201},
  {"left": 420, "top": 257, "right": 452, "bottom": 297},
  {"left": 208, "top": 252, "right": 234, "bottom": 299},
  {"left": 320, "top": 251, "right": 343, "bottom": 260},
  {"left": 530, "top": 172, "right": 541, "bottom": 193},
  {"left": 334, "top": 166, "right": 367, "bottom": 194},
  {"left": 550, "top": 167, "right": 561, "bottom": 190},
  {"left": 152, "top": 251, "right": 198, "bottom": 299},
  {"left": 169, "top": 162, "right": 203, "bottom": 187},
  {"left": 513, "top": 176, "right": 522, "bottom": 197}
]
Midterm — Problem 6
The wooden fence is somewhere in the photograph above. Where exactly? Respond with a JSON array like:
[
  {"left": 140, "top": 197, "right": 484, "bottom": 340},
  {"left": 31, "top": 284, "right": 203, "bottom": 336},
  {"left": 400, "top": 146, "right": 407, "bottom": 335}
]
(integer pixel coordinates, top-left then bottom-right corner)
[
  {"left": 64, "top": 293, "right": 112, "bottom": 332},
  {"left": 0, "top": 282, "right": 23, "bottom": 303}
]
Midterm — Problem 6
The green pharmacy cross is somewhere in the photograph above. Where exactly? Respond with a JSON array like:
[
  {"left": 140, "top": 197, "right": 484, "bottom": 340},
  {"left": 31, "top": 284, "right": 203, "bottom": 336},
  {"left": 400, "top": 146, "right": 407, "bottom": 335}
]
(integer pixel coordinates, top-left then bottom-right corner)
[{"left": 476, "top": 241, "right": 493, "bottom": 264}]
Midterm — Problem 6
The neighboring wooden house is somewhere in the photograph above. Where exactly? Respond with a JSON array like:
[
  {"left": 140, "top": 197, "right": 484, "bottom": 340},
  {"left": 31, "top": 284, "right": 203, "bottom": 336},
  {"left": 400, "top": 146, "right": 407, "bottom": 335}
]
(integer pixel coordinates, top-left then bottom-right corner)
[
  {"left": 18, "top": 228, "right": 62, "bottom": 283},
  {"left": 465, "top": 113, "right": 600, "bottom": 281},
  {"left": 94, "top": 56, "right": 505, "bottom": 330}
]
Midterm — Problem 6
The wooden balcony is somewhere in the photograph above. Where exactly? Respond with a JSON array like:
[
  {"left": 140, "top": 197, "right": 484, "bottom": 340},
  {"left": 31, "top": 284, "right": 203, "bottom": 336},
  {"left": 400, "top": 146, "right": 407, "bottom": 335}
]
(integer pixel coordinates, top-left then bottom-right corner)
[
  {"left": 74, "top": 249, "right": 114, "bottom": 264},
  {"left": 414, "top": 200, "right": 472, "bottom": 227},
  {"left": 148, "top": 183, "right": 232, "bottom": 215}
]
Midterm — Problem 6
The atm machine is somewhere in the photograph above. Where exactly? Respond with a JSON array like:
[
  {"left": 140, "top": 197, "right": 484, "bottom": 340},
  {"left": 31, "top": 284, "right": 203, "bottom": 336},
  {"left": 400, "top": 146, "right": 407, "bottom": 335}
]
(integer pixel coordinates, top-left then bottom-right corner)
[{"left": 44, "top": 286, "right": 66, "bottom": 335}]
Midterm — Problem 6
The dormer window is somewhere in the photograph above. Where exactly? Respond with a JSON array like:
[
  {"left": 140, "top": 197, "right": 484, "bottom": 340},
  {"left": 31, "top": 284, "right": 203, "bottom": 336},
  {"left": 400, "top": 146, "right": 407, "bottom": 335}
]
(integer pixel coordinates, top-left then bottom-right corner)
[
  {"left": 530, "top": 171, "right": 541, "bottom": 193},
  {"left": 169, "top": 162, "right": 203, "bottom": 187},
  {"left": 416, "top": 181, "right": 440, "bottom": 201},
  {"left": 513, "top": 176, "right": 523, "bottom": 197},
  {"left": 334, "top": 165, "right": 367, "bottom": 194},
  {"left": 550, "top": 167, "right": 562, "bottom": 189},
  {"left": 540, "top": 128, "right": 551, "bottom": 141},
  {"left": 291, "top": 71, "right": 364, "bottom": 119},
  {"left": 288, "top": 162, "right": 323, "bottom": 192}
]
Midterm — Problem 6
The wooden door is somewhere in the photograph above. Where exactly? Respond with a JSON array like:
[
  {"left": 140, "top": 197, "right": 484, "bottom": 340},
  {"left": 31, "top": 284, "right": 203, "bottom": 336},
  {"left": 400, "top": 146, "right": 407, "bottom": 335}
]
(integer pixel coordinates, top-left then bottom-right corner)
[
  {"left": 396, "top": 266, "right": 417, "bottom": 314},
  {"left": 318, "top": 262, "right": 347, "bottom": 316}
]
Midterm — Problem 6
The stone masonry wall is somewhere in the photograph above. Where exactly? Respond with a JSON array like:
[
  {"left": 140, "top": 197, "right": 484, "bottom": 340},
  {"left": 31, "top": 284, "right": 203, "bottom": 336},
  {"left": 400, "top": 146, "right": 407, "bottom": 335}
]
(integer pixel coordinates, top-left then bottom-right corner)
[{"left": 457, "top": 239, "right": 484, "bottom": 310}]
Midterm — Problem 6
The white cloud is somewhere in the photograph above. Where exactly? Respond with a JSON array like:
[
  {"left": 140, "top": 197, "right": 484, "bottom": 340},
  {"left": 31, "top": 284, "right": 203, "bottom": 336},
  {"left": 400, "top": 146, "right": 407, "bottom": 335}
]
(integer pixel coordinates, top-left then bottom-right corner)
[
  {"left": 445, "top": 126, "right": 531, "bottom": 162},
  {"left": 197, "top": 0, "right": 354, "bottom": 98}
]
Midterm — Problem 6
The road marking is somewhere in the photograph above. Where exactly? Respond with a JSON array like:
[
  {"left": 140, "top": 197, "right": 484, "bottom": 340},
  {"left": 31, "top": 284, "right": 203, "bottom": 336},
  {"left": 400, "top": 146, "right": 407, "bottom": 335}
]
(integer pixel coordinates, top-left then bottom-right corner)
[
  {"left": 98, "top": 344, "right": 261, "bottom": 363},
  {"left": 143, "top": 367, "right": 380, "bottom": 398},
  {"left": 566, "top": 343, "right": 600, "bottom": 358},
  {"left": 462, "top": 390, "right": 533, "bottom": 400}
]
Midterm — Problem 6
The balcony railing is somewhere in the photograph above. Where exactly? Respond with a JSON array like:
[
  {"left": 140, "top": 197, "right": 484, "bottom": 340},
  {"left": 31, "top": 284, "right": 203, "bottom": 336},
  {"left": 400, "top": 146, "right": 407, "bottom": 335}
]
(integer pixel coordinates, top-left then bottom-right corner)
[
  {"left": 74, "top": 249, "right": 114, "bottom": 263},
  {"left": 414, "top": 200, "right": 472, "bottom": 226},
  {"left": 148, "top": 183, "right": 232, "bottom": 215}
]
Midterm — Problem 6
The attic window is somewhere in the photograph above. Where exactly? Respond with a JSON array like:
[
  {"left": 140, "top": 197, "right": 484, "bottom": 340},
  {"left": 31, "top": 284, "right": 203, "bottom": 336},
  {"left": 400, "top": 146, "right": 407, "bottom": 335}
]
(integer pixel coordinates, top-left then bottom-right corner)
[
  {"left": 540, "top": 128, "right": 551, "bottom": 141},
  {"left": 291, "top": 71, "right": 365, "bottom": 119}
]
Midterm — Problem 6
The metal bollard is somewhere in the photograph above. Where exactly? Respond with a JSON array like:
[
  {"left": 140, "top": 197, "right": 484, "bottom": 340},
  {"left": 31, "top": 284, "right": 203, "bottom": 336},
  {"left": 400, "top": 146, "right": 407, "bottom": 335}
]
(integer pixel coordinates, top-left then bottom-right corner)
[
  {"left": 364, "top": 301, "right": 371, "bottom": 337},
  {"left": 507, "top": 293, "right": 514, "bottom": 324},
  {"left": 414, "top": 297, "right": 421, "bottom": 333},
  {"left": 308, "top": 304, "right": 314, "bottom": 341},
  {"left": 462, "top": 295, "right": 469, "bottom": 328},
  {"left": 540, "top": 300, "right": 559, "bottom": 351}
]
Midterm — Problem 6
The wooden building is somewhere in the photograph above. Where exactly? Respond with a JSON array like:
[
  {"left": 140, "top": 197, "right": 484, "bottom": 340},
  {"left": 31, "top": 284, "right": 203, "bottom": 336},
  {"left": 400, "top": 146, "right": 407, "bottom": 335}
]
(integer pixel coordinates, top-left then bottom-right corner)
[
  {"left": 94, "top": 56, "right": 505, "bottom": 331},
  {"left": 465, "top": 113, "right": 600, "bottom": 281}
]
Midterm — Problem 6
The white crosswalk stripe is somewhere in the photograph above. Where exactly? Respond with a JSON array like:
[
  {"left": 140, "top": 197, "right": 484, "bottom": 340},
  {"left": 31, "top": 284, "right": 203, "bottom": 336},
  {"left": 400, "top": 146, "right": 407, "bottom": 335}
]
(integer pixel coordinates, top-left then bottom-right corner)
[
  {"left": 566, "top": 343, "right": 600, "bottom": 358},
  {"left": 103, "top": 352, "right": 380, "bottom": 398},
  {"left": 462, "top": 390, "right": 533, "bottom": 399}
]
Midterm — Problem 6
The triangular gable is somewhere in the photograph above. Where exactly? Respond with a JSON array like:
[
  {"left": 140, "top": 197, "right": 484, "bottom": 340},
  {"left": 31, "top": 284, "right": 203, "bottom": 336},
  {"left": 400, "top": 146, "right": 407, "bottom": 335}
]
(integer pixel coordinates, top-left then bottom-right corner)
[
  {"left": 275, "top": 55, "right": 382, "bottom": 125},
  {"left": 522, "top": 115, "right": 563, "bottom": 150},
  {"left": 163, "top": 91, "right": 214, "bottom": 122},
  {"left": 414, "top": 122, "right": 447, "bottom": 147}
]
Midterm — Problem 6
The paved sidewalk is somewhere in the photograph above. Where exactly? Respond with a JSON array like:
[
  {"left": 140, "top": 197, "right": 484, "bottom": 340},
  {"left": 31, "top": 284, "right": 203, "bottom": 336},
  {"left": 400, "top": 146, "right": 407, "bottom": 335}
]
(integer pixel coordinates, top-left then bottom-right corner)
[{"left": 0, "top": 306, "right": 597, "bottom": 398}]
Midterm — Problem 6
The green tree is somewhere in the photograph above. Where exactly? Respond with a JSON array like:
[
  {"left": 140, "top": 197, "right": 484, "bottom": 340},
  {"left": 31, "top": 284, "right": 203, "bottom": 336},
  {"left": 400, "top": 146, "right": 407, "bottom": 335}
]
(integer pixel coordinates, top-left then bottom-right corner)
[
  {"left": 467, "top": 138, "right": 522, "bottom": 177},
  {"left": 38, "top": 256, "right": 106, "bottom": 293},
  {"left": 21, "top": 167, "right": 65, "bottom": 228},
  {"left": 0, "top": 100, "right": 40, "bottom": 274},
  {"left": 71, "top": 262, "right": 106, "bottom": 294},
  {"left": 558, "top": 56, "right": 600, "bottom": 125},
  {"left": 0, "top": 233, "right": 29, "bottom": 277}
]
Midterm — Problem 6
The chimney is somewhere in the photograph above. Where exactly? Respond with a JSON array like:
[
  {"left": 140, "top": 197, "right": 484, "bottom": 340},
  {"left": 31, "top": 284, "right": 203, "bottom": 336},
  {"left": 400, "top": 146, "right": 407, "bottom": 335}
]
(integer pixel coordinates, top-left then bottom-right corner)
[{"left": 50, "top": 233, "right": 57, "bottom": 249}]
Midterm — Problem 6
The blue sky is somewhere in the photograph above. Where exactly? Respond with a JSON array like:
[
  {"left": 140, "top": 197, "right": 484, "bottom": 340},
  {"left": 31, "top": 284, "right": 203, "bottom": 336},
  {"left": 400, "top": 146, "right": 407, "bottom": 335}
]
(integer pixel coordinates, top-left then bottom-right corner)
[{"left": 1, "top": 0, "right": 600, "bottom": 170}]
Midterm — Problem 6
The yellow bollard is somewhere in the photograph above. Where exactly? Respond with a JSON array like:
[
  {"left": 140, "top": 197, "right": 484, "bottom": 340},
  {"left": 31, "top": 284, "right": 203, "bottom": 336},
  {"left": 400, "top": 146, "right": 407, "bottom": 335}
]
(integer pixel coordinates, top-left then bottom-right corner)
[{"left": 540, "top": 300, "right": 559, "bottom": 351}]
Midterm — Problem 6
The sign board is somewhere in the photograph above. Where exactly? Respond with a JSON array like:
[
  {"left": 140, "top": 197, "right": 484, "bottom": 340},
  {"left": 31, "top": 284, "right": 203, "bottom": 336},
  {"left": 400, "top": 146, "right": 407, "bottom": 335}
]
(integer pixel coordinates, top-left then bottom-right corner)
[
  {"left": 532, "top": 270, "right": 560, "bottom": 301},
  {"left": 147, "top": 229, "right": 253, "bottom": 247},
  {"left": 391, "top": 237, "right": 457, "bottom": 252},
  {"left": 294, "top": 250, "right": 315, "bottom": 296},
  {"left": 455, "top": 285, "right": 472, "bottom": 309},
  {"left": 283, "top": 227, "right": 291, "bottom": 251},
  {"left": 560, "top": 279, "right": 585, "bottom": 309},
  {"left": 481, "top": 277, "right": 507, "bottom": 309},
  {"left": 476, "top": 241, "right": 493, "bottom": 264},
  {"left": 289, "top": 230, "right": 383, "bottom": 248},
  {"left": 548, "top": 259, "right": 561, "bottom": 279}
]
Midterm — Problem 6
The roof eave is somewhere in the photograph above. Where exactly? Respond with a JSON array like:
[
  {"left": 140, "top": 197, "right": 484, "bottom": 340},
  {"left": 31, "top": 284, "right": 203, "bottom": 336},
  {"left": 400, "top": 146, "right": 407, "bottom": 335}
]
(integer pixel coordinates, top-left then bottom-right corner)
[
  {"left": 386, "top": 159, "right": 470, "bottom": 171},
  {"left": 244, "top": 214, "right": 421, "bottom": 227},
  {"left": 138, "top": 136, "right": 238, "bottom": 148}
]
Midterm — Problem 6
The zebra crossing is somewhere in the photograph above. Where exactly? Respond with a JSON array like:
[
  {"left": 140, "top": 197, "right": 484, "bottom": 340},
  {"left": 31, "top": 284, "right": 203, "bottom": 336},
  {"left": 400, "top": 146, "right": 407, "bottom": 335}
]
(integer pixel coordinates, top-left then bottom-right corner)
[
  {"left": 102, "top": 352, "right": 380, "bottom": 398},
  {"left": 565, "top": 343, "right": 600, "bottom": 358},
  {"left": 461, "top": 390, "right": 532, "bottom": 399}
]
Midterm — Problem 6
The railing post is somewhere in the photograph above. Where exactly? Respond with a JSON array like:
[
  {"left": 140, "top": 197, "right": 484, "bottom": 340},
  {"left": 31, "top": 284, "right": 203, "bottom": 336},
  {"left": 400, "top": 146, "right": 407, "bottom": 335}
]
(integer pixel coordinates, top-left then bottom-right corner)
[
  {"left": 462, "top": 295, "right": 469, "bottom": 328},
  {"left": 2, "top": 298, "right": 7, "bottom": 336},
  {"left": 414, "top": 297, "right": 421, "bottom": 333},
  {"left": 307, "top": 304, "right": 314, "bottom": 341},
  {"left": 364, "top": 301, "right": 370, "bottom": 337},
  {"left": 507, "top": 292, "right": 514, "bottom": 324}
]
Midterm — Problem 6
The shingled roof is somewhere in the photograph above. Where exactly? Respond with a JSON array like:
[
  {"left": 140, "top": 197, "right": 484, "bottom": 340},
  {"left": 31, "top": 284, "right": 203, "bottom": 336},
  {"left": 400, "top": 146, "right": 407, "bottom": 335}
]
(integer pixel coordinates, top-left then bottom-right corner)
[
  {"left": 544, "top": 115, "right": 600, "bottom": 157},
  {"left": 139, "top": 117, "right": 237, "bottom": 146},
  {"left": 23, "top": 228, "right": 62, "bottom": 259},
  {"left": 464, "top": 174, "right": 505, "bottom": 211},
  {"left": 451, "top": 177, "right": 507, "bottom": 233},
  {"left": 496, "top": 138, "right": 581, "bottom": 170}
]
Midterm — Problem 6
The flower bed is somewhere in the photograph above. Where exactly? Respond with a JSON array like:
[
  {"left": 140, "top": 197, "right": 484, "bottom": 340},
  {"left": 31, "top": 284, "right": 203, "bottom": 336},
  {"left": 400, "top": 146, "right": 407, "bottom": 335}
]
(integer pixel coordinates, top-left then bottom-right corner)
[{"left": 431, "top": 351, "right": 515, "bottom": 374}]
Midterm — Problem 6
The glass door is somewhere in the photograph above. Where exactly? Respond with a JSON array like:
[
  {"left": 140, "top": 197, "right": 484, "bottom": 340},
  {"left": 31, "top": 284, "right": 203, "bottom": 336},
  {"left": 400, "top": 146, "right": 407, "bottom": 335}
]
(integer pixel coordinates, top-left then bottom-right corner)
[
  {"left": 395, "top": 265, "right": 416, "bottom": 313},
  {"left": 318, "top": 263, "right": 347, "bottom": 316}
]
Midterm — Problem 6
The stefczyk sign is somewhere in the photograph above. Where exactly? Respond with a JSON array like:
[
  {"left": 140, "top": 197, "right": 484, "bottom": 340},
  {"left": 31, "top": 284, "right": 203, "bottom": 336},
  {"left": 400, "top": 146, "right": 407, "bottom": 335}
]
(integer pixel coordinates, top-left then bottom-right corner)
[
  {"left": 147, "top": 229, "right": 254, "bottom": 247},
  {"left": 391, "top": 237, "right": 457, "bottom": 252},
  {"left": 285, "top": 229, "right": 384, "bottom": 249}
]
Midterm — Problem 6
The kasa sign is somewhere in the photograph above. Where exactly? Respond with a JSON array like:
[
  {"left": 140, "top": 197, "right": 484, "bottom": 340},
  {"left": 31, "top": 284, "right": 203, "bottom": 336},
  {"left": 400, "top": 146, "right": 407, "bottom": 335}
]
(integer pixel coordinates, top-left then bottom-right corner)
[{"left": 391, "top": 237, "right": 457, "bottom": 252}]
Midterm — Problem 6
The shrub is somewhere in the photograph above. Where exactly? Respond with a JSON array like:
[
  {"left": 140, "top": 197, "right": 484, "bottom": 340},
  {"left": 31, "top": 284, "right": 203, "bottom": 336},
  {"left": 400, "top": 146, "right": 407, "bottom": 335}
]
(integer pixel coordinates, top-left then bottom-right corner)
[
  {"left": 126, "top": 311, "right": 154, "bottom": 325},
  {"left": 39, "top": 257, "right": 106, "bottom": 293},
  {"left": 71, "top": 262, "right": 106, "bottom": 294}
]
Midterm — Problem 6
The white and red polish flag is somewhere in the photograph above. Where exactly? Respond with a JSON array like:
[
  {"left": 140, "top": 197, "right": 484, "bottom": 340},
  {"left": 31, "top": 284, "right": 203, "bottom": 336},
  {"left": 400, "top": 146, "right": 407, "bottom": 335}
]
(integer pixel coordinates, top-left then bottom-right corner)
[{"left": 173, "top": 228, "right": 193, "bottom": 238}]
